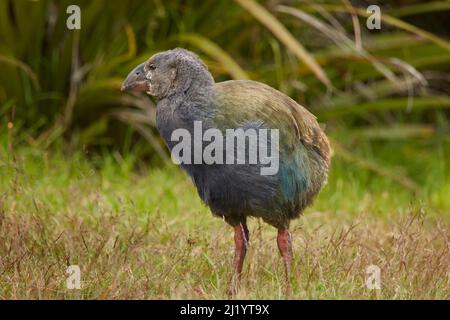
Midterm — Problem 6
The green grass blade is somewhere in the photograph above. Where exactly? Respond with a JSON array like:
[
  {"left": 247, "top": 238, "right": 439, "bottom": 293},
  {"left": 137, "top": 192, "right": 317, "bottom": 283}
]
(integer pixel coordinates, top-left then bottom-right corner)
[
  {"left": 234, "top": 0, "right": 332, "bottom": 88},
  {"left": 177, "top": 33, "right": 249, "bottom": 80}
]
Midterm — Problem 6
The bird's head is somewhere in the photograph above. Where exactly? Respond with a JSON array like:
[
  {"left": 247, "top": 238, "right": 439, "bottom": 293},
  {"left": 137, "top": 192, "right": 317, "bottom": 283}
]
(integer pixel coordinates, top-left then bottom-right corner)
[{"left": 121, "top": 48, "right": 213, "bottom": 99}]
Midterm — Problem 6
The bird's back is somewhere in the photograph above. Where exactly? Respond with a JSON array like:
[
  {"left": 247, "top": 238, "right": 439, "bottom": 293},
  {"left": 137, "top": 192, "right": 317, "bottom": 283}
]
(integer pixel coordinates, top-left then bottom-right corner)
[
  {"left": 203, "top": 80, "right": 331, "bottom": 226},
  {"left": 213, "top": 80, "right": 330, "bottom": 165}
]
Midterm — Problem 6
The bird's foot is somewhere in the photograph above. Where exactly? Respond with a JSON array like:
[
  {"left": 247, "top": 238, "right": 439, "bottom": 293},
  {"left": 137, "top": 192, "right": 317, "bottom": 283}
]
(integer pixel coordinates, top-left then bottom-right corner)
[
  {"left": 227, "top": 276, "right": 240, "bottom": 298},
  {"left": 284, "top": 280, "right": 292, "bottom": 298}
]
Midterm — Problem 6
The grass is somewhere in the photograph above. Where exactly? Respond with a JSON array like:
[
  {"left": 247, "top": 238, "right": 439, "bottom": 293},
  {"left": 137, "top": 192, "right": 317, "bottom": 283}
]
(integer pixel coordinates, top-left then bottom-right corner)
[{"left": 1, "top": 134, "right": 449, "bottom": 299}]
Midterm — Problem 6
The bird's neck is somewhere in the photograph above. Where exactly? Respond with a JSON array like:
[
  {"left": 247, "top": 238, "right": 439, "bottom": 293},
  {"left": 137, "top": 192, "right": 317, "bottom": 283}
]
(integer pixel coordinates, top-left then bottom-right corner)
[
  {"left": 165, "top": 71, "right": 214, "bottom": 109},
  {"left": 156, "top": 72, "right": 215, "bottom": 145}
]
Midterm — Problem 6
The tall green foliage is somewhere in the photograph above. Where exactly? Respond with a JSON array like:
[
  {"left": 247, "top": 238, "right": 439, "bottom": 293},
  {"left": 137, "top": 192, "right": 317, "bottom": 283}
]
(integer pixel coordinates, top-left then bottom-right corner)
[{"left": 0, "top": 0, "right": 449, "bottom": 152}]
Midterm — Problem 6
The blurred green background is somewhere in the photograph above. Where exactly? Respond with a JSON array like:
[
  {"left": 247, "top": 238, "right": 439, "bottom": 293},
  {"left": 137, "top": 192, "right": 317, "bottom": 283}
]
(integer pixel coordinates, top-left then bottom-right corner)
[{"left": 0, "top": 0, "right": 449, "bottom": 197}]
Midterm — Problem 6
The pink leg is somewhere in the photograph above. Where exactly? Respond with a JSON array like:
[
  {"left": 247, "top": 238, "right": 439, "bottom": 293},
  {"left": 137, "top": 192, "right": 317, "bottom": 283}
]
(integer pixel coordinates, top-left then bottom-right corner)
[
  {"left": 277, "top": 227, "right": 293, "bottom": 290},
  {"left": 229, "top": 222, "right": 249, "bottom": 296}
]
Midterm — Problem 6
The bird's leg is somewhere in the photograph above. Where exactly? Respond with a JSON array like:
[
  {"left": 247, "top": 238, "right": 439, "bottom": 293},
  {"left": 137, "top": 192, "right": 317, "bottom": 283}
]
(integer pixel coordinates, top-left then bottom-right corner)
[
  {"left": 229, "top": 222, "right": 249, "bottom": 296},
  {"left": 277, "top": 227, "right": 293, "bottom": 292},
  {"left": 233, "top": 222, "right": 249, "bottom": 277}
]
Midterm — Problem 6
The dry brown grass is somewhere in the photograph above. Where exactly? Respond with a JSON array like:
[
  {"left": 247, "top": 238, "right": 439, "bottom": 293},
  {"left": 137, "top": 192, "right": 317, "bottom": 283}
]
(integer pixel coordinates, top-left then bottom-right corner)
[{"left": 0, "top": 202, "right": 448, "bottom": 299}]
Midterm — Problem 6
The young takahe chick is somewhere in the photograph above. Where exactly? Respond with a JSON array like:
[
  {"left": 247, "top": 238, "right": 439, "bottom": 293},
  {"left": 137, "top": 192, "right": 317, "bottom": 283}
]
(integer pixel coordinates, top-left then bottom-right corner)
[{"left": 122, "top": 48, "right": 331, "bottom": 293}]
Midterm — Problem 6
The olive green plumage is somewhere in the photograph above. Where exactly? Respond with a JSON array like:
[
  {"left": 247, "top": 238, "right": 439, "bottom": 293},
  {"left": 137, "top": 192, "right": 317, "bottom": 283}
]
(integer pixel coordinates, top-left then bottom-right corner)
[{"left": 209, "top": 80, "right": 331, "bottom": 227}]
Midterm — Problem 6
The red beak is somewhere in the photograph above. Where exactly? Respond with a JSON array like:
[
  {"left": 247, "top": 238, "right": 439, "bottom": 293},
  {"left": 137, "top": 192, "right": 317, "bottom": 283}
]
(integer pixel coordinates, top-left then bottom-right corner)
[{"left": 121, "top": 62, "right": 147, "bottom": 93}]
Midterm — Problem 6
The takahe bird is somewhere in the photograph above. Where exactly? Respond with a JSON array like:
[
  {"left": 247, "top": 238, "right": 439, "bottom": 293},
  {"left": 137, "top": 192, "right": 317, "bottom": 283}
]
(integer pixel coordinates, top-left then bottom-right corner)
[{"left": 122, "top": 48, "right": 331, "bottom": 292}]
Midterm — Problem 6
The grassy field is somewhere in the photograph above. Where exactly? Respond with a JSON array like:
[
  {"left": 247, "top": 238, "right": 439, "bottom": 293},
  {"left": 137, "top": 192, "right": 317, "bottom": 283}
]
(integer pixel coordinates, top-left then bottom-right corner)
[{"left": 1, "top": 133, "right": 449, "bottom": 299}]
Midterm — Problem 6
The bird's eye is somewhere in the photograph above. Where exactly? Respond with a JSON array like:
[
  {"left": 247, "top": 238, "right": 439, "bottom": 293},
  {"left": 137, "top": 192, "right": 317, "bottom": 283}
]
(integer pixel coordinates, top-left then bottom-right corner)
[{"left": 148, "top": 64, "right": 156, "bottom": 71}]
